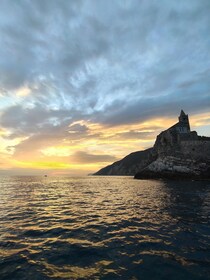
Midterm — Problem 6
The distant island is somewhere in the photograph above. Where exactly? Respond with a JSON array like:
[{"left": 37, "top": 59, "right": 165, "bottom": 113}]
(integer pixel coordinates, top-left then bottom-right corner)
[{"left": 94, "top": 110, "right": 210, "bottom": 180}]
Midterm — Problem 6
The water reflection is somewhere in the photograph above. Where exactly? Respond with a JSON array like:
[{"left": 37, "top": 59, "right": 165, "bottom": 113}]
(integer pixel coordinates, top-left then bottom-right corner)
[
  {"left": 0, "top": 176, "right": 210, "bottom": 279},
  {"left": 160, "top": 180, "right": 210, "bottom": 223}
]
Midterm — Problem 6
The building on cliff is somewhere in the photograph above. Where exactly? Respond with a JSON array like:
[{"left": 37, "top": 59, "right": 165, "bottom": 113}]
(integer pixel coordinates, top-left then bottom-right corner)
[
  {"left": 94, "top": 110, "right": 210, "bottom": 179},
  {"left": 154, "top": 110, "right": 210, "bottom": 157},
  {"left": 161, "top": 110, "right": 210, "bottom": 142},
  {"left": 135, "top": 110, "right": 210, "bottom": 179},
  {"left": 156, "top": 110, "right": 199, "bottom": 147},
  {"left": 169, "top": 110, "right": 190, "bottom": 134}
]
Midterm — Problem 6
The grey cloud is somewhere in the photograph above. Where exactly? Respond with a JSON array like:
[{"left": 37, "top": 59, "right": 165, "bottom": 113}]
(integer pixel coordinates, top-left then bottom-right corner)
[
  {"left": 8, "top": 123, "right": 100, "bottom": 159},
  {"left": 11, "top": 133, "right": 67, "bottom": 159},
  {"left": 96, "top": 78, "right": 210, "bottom": 126},
  {"left": 0, "top": 104, "right": 72, "bottom": 137},
  {"left": 113, "top": 131, "right": 155, "bottom": 140},
  {"left": 0, "top": 0, "right": 210, "bottom": 144},
  {"left": 68, "top": 123, "right": 89, "bottom": 133}
]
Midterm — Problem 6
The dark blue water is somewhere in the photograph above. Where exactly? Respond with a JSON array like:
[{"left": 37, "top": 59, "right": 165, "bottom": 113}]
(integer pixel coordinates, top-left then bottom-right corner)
[{"left": 0, "top": 176, "right": 210, "bottom": 279}]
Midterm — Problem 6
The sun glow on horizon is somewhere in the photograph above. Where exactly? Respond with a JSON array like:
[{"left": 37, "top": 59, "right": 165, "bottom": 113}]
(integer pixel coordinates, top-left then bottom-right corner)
[{"left": 0, "top": 111, "right": 209, "bottom": 176}]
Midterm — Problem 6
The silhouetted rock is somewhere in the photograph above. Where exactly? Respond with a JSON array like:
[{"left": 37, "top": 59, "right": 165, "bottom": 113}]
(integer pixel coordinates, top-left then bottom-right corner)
[
  {"left": 94, "top": 110, "right": 210, "bottom": 180},
  {"left": 94, "top": 148, "right": 156, "bottom": 176},
  {"left": 134, "top": 157, "right": 210, "bottom": 180}
]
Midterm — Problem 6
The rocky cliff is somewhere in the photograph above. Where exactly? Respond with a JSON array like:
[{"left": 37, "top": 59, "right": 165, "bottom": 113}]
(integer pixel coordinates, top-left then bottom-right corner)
[
  {"left": 94, "top": 148, "right": 156, "bottom": 176},
  {"left": 134, "top": 155, "right": 210, "bottom": 180},
  {"left": 135, "top": 117, "right": 210, "bottom": 180},
  {"left": 94, "top": 111, "right": 210, "bottom": 180}
]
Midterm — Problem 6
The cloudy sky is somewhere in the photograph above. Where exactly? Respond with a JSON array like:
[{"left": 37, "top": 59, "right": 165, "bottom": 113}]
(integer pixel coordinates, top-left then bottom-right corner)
[{"left": 0, "top": 0, "right": 210, "bottom": 175}]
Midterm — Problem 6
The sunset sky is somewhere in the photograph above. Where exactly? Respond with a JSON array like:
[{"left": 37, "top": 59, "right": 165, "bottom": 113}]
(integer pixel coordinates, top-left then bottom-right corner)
[{"left": 0, "top": 0, "right": 210, "bottom": 176}]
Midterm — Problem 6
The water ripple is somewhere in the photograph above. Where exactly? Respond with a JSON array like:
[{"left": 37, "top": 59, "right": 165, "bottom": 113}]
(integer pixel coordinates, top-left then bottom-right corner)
[{"left": 0, "top": 176, "right": 210, "bottom": 279}]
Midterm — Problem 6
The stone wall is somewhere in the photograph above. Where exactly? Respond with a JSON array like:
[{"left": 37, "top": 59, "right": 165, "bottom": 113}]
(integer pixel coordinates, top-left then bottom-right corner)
[
  {"left": 154, "top": 128, "right": 210, "bottom": 160},
  {"left": 198, "top": 136, "right": 210, "bottom": 141},
  {"left": 178, "top": 131, "right": 198, "bottom": 141},
  {"left": 180, "top": 140, "right": 210, "bottom": 160}
]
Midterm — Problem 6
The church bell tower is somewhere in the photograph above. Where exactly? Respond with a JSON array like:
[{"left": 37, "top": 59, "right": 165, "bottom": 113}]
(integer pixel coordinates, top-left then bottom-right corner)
[{"left": 178, "top": 110, "right": 190, "bottom": 132}]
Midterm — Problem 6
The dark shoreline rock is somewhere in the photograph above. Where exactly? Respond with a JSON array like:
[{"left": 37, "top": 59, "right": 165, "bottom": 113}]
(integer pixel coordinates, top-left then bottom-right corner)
[
  {"left": 134, "top": 170, "right": 210, "bottom": 181},
  {"left": 134, "top": 155, "right": 210, "bottom": 180}
]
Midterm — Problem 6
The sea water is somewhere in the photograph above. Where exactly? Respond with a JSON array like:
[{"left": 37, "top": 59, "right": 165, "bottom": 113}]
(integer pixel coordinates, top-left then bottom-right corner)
[{"left": 0, "top": 176, "right": 210, "bottom": 279}]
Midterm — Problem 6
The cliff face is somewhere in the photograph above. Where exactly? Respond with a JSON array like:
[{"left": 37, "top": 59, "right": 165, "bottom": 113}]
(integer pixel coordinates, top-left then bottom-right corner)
[
  {"left": 94, "top": 148, "right": 156, "bottom": 176},
  {"left": 134, "top": 155, "right": 210, "bottom": 180}
]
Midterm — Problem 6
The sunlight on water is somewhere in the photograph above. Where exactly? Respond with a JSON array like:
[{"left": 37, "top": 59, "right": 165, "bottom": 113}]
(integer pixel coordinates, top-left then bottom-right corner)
[{"left": 0, "top": 176, "right": 210, "bottom": 279}]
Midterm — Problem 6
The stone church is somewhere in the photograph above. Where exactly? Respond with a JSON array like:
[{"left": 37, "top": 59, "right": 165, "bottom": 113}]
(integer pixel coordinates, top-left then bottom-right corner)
[
  {"left": 169, "top": 110, "right": 190, "bottom": 134},
  {"left": 155, "top": 110, "right": 210, "bottom": 158}
]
